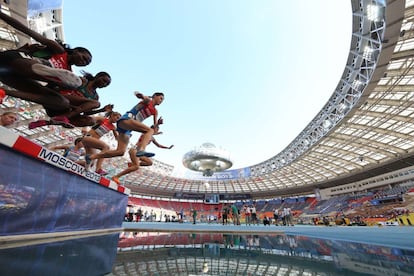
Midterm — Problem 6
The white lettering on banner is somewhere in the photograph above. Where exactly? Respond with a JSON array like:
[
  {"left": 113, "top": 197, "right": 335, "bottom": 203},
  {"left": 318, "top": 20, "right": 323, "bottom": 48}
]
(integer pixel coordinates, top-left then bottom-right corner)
[
  {"left": 84, "top": 171, "right": 101, "bottom": 182},
  {"left": 38, "top": 148, "right": 101, "bottom": 182},
  {"left": 193, "top": 173, "right": 232, "bottom": 181},
  {"left": 215, "top": 173, "right": 231, "bottom": 179}
]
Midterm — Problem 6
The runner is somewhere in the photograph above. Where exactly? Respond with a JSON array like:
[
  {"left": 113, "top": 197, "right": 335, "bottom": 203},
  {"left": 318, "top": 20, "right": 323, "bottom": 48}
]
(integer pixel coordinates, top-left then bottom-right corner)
[
  {"left": 81, "top": 111, "right": 121, "bottom": 175},
  {"left": 0, "top": 11, "right": 91, "bottom": 120},
  {"left": 111, "top": 123, "right": 173, "bottom": 185},
  {"left": 85, "top": 91, "right": 164, "bottom": 166},
  {"left": 26, "top": 71, "right": 112, "bottom": 129}
]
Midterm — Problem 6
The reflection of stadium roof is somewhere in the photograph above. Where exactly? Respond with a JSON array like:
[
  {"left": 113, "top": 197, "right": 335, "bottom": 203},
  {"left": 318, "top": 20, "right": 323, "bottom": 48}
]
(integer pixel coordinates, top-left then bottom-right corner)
[
  {"left": 114, "top": 251, "right": 339, "bottom": 276},
  {"left": 3, "top": 1, "right": 414, "bottom": 198},
  {"left": 114, "top": 231, "right": 410, "bottom": 275}
]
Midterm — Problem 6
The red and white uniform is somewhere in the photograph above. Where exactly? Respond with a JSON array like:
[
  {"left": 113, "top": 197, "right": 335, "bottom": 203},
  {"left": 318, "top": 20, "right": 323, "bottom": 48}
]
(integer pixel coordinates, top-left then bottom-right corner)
[
  {"left": 48, "top": 52, "right": 70, "bottom": 70},
  {"left": 93, "top": 118, "right": 115, "bottom": 137}
]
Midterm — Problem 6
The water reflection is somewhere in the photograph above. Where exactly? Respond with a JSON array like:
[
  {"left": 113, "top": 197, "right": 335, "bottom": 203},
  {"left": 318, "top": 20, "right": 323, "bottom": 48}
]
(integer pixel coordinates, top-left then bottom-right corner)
[
  {"left": 111, "top": 232, "right": 414, "bottom": 275},
  {"left": 1, "top": 231, "right": 413, "bottom": 275},
  {"left": 0, "top": 233, "right": 119, "bottom": 276}
]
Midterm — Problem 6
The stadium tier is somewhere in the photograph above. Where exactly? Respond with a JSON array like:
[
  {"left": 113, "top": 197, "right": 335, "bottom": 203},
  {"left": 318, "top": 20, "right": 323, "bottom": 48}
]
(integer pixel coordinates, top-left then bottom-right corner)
[{"left": 1, "top": 1, "right": 414, "bottom": 200}]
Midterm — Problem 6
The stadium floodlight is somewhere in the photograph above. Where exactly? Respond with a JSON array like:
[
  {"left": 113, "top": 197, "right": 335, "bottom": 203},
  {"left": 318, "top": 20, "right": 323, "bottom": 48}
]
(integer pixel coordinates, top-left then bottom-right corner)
[
  {"left": 367, "top": 4, "right": 384, "bottom": 22},
  {"left": 202, "top": 262, "right": 209, "bottom": 273},
  {"left": 323, "top": 119, "right": 333, "bottom": 130},
  {"left": 338, "top": 102, "right": 350, "bottom": 113},
  {"left": 363, "top": 46, "right": 375, "bottom": 61},
  {"left": 352, "top": 79, "right": 364, "bottom": 90}
]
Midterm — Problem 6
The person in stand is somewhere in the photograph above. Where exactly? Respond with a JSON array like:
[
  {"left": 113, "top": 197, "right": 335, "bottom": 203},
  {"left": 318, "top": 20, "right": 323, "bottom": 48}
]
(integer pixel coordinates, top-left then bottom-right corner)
[
  {"left": 244, "top": 204, "right": 251, "bottom": 225},
  {"left": 273, "top": 208, "right": 279, "bottom": 226},
  {"left": 111, "top": 123, "right": 173, "bottom": 185},
  {"left": 231, "top": 203, "right": 240, "bottom": 225},
  {"left": 81, "top": 111, "right": 121, "bottom": 175},
  {"left": 0, "top": 111, "right": 18, "bottom": 127},
  {"left": 222, "top": 204, "right": 229, "bottom": 225},
  {"left": 250, "top": 205, "right": 258, "bottom": 225},
  {"left": 192, "top": 209, "right": 197, "bottom": 224},
  {"left": 85, "top": 91, "right": 165, "bottom": 166},
  {"left": 179, "top": 209, "right": 184, "bottom": 223},
  {"left": 285, "top": 207, "right": 294, "bottom": 226}
]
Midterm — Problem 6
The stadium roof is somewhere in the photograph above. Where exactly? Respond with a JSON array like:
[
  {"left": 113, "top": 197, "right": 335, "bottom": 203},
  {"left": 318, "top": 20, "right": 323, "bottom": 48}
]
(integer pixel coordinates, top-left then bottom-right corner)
[{"left": 2, "top": 0, "right": 414, "bottom": 199}]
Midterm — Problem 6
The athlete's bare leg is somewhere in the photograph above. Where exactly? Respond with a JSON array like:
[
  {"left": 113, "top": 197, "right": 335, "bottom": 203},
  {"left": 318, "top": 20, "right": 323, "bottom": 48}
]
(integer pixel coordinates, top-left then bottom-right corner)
[
  {"left": 3, "top": 83, "right": 70, "bottom": 110},
  {"left": 82, "top": 136, "right": 110, "bottom": 173},
  {"left": 88, "top": 133, "right": 129, "bottom": 161},
  {"left": 112, "top": 150, "right": 153, "bottom": 185}
]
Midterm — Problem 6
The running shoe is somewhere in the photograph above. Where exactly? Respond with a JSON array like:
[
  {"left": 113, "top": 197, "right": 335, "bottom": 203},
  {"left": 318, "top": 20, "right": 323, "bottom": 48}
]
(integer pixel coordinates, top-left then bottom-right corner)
[
  {"left": 112, "top": 176, "right": 120, "bottom": 185},
  {"left": 136, "top": 151, "right": 155, "bottom": 157},
  {"left": 84, "top": 155, "right": 96, "bottom": 170},
  {"left": 0, "top": 88, "right": 5, "bottom": 104},
  {"left": 31, "top": 63, "right": 82, "bottom": 88},
  {"left": 95, "top": 168, "right": 108, "bottom": 176},
  {"left": 28, "top": 120, "right": 49, "bottom": 129},
  {"left": 50, "top": 116, "right": 75, "bottom": 129},
  {"left": 85, "top": 154, "right": 92, "bottom": 165}
]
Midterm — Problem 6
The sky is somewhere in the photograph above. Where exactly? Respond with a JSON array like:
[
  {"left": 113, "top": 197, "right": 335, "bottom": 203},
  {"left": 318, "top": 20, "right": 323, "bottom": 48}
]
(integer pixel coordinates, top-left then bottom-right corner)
[{"left": 62, "top": 1, "right": 351, "bottom": 171}]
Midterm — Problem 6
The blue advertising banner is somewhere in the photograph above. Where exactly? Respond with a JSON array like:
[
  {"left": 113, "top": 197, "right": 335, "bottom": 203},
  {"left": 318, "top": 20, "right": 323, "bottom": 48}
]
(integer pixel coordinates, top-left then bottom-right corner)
[
  {"left": 0, "top": 145, "right": 128, "bottom": 236},
  {"left": 180, "top": 167, "right": 251, "bottom": 181}
]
